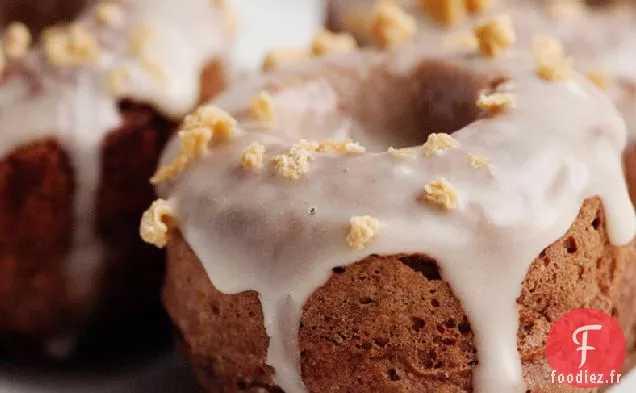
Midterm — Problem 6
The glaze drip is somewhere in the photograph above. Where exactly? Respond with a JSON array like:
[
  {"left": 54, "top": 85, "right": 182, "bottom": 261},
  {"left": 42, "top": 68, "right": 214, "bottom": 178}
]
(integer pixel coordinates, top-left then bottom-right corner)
[
  {"left": 0, "top": 0, "right": 231, "bottom": 342},
  {"left": 157, "top": 48, "right": 635, "bottom": 393}
]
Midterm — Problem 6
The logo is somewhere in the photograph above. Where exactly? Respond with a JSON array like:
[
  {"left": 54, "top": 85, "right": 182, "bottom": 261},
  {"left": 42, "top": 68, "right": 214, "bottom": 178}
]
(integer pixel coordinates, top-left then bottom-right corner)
[{"left": 546, "top": 308, "right": 626, "bottom": 388}]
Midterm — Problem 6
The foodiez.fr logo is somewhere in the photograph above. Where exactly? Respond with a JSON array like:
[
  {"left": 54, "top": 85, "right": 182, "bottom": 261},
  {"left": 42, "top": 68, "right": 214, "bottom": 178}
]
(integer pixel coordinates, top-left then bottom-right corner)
[{"left": 546, "top": 308, "right": 626, "bottom": 388}]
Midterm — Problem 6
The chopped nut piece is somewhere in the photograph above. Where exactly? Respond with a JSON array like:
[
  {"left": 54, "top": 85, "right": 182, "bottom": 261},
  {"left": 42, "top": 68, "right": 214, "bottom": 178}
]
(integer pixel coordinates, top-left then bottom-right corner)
[
  {"left": 420, "top": 0, "right": 466, "bottom": 26},
  {"left": 469, "top": 154, "right": 490, "bottom": 168},
  {"left": 271, "top": 139, "right": 319, "bottom": 180},
  {"left": 587, "top": 70, "right": 608, "bottom": 89},
  {"left": 444, "top": 32, "right": 478, "bottom": 50},
  {"left": 422, "top": 133, "right": 459, "bottom": 157},
  {"left": 250, "top": 92, "right": 276, "bottom": 121},
  {"left": 388, "top": 146, "right": 417, "bottom": 159},
  {"left": 546, "top": 0, "right": 583, "bottom": 20},
  {"left": 151, "top": 106, "right": 237, "bottom": 184},
  {"left": 419, "top": 178, "right": 458, "bottom": 210},
  {"left": 241, "top": 142, "right": 266, "bottom": 170},
  {"left": 139, "top": 199, "right": 173, "bottom": 248},
  {"left": 182, "top": 105, "right": 237, "bottom": 143},
  {"left": 311, "top": 30, "right": 357, "bottom": 56},
  {"left": 3, "top": 22, "right": 31, "bottom": 58},
  {"left": 370, "top": 2, "right": 417, "bottom": 48},
  {"left": 95, "top": 2, "right": 125, "bottom": 27},
  {"left": 106, "top": 66, "right": 129, "bottom": 95},
  {"left": 466, "top": 0, "right": 494, "bottom": 13},
  {"left": 129, "top": 24, "right": 156, "bottom": 55},
  {"left": 317, "top": 139, "right": 366, "bottom": 154},
  {"left": 474, "top": 14, "right": 516, "bottom": 57},
  {"left": 477, "top": 92, "right": 516, "bottom": 112},
  {"left": 261, "top": 48, "right": 310, "bottom": 72},
  {"left": 42, "top": 24, "right": 101, "bottom": 66},
  {"left": 346, "top": 215, "right": 381, "bottom": 250},
  {"left": 533, "top": 35, "right": 573, "bottom": 81},
  {"left": 140, "top": 55, "right": 167, "bottom": 84}
]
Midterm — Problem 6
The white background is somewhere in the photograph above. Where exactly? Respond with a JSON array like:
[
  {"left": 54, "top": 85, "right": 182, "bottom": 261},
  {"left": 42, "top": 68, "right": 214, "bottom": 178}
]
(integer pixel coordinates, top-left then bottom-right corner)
[{"left": 0, "top": 0, "right": 633, "bottom": 391}]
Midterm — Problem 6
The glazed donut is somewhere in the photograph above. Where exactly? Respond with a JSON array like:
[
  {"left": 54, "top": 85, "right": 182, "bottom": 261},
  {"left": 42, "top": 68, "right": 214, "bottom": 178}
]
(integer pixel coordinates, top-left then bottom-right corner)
[
  {"left": 142, "top": 28, "right": 636, "bottom": 393},
  {"left": 328, "top": 0, "right": 636, "bottom": 203},
  {"left": 0, "top": 0, "right": 233, "bottom": 358}
]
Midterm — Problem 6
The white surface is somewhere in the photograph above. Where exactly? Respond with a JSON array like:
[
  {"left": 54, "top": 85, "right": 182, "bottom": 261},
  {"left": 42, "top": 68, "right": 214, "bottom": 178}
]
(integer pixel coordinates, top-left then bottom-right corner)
[{"left": 0, "top": 0, "right": 634, "bottom": 392}]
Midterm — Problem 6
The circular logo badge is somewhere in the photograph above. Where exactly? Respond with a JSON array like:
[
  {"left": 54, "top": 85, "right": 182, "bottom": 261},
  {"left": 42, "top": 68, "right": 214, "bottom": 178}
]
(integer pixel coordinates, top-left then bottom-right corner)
[{"left": 546, "top": 308, "right": 626, "bottom": 388}]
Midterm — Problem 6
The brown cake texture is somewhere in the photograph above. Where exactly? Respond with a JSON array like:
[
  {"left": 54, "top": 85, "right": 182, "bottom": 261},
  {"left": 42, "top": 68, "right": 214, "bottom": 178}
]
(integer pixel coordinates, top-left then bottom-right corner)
[
  {"left": 163, "top": 197, "right": 636, "bottom": 393},
  {"left": 0, "top": 59, "right": 226, "bottom": 359}
]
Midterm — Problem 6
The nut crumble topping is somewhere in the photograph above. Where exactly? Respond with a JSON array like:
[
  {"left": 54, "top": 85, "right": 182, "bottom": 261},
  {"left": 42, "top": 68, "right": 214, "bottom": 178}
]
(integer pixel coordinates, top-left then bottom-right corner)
[
  {"left": 370, "top": 2, "right": 417, "bottom": 48},
  {"left": 469, "top": 154, "right": 490, "bottom": 168},
  {"left": 422, "top": 133, "right": 459, "bottom": 157},
  {"left": 140, "top": 199, "right": 173, "bottom": 248},
  {"left": 95, "top": 2, "right": 125, "bottom": 27},
  {"left": 346, "top": 215, "right": 381, "bottom": 250},
  {"left": 241, "top": 142, "right": 266, "bottom": 170},
  {"left": 317, "top": 139, "right": 366, "bottom": 154},
  {"left": 533, "top": 35, "right": 573, "bottom": 81},
  {"left": 388, "top": 146, "right": 417, "bottom": 159},
  {"left": 271, "top": 139, "right": 319, "bottom": 180},
  {"left": 3, "top": 22, "right": 31, "bottom": 58},
  {"left": 43, "top": 24, "right": 101, "bottom": 66},
  {"left": 420, "top": 0, "right": 466, "bottom": 26},
  {"left": 419, "top": 178, "right": 458, "bottom": 211},
  {"left": 474, "top": 14, "right": 516, "bottom": 57},
  {"left": 261, "top": 48, "right": 310, "bottom": 72},
  {"left": 477, "top": 92, "right": 515, "bottom": 112},
  {"left": 311, "top": 30, "right": 357, "bottom": 56},
  {"left": 250, "top": 92, "right": 276, "bottom": 121}
]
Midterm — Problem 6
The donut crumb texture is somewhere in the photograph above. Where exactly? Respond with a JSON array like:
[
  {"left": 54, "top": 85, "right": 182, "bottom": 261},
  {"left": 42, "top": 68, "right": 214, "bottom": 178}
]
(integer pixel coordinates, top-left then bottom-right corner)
[
  {"left": 272, "top": 140, "right": 319, "bottom": 180},
  {"left": 346, "top": 215, "right": 381, "bottom": 250}
]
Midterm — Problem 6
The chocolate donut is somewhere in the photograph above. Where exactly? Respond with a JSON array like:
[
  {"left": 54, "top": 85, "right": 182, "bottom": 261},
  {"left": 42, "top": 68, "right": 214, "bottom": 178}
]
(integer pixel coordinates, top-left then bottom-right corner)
[
  {"left": 142, "top": 27, "right": 636, "bottom": 393},
  {"left": 0, "top": 0, "right": 233, "bottom": 359}
]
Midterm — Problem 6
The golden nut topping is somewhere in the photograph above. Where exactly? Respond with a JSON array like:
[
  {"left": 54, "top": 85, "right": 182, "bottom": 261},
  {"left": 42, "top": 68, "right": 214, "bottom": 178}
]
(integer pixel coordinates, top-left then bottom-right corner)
[
  {"left": 241, "top": 142, "right": 266, "bottom": 170},
  {"left": 419, "top": 177, "right": 458, "bottom": 211},
  {"left": 420, "top": 0, "right": 466, "bottom": 26},
  {"left": 477, "top": 92, "right": 516, "bottom": 112},
  {"left": 317, "top": 139, "right": 366, "bottom": 155},
  {"left": 129, "top": 24, "right": 156, "bottom": 55},
  {"left": 587, "top": 70, "right": 608, "bottom": 89},
  {"left": 346, "top": 215, "right": 381, "bottom": 250},
  {"left": 95, "top": 2, "right": 125, "bottom": 27},
  {"left": 106, "top": 66, "right": 129, "bottom": 96},
  {"left": 466, "top": 0, "right": 494, "bottom": 13},
  {"left": 3, "top": 22, "right": 31, "bottom": 58},
  {"left": 271, "top": 139, "right": 319, "bottom": 180},
  {"left": 250, "top": 92, "right": 276, "bottom": 121},
  {"left": 388, "top": 146, "right": 417, "bottom": 159},
  {"left": 474, "top": 14, "right": 516, "bottom": 57},
  {"left": 546, "top": 0, "right": 584, "bottom": 20},
  {"left": 533, "top": 35, "right": 573, "bottom": 81},
  {"left": 444, "top": 32, "right": 478, "bottom": 51},
  {"left": 422, "top": 133, "right": 459, "bottom": 157},
  {"left": 370, "top": 2, "right": 417, "bottom": 48},
  {"left": 261, "top": 48, "right": 310, "bottom": 72},
  {"left": 311, "top": 30, "right": 357, "bottom": 57},
  {"left": 469, "top": 154, "right": 490, "bottom": 168},
  {"left": 43, "top": 24, "right": 101, "bottom": 66},
  {"left": 151, "top": 106, "right": 237, "bottom": 184},
  {"left": 139, "top": 199, "right": 173, "bottom": 248}
]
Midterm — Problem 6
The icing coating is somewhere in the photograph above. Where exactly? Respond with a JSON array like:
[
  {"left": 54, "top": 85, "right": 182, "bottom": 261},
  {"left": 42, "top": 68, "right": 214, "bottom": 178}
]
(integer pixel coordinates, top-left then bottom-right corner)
[
  {"left": 156, "top": 47, "right": 635, "bottom": 393},
  {"left": 0, "top": 0, "right": 231, "bottom": 306},
  {"left": 329, "top": 0, "right": 636, "bottom": 137}
]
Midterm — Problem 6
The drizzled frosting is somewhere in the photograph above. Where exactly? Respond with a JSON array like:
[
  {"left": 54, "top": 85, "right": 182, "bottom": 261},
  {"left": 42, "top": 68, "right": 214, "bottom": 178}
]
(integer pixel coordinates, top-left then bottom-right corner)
[
  {"left": 154, "top": 46, "right": 635, "bottom": 393},
  {"left": 329, "top": 0, "right": 636, "bottom": 138},
  {"left": 0, "top": 0, "right": 231, "bottom": 323}
]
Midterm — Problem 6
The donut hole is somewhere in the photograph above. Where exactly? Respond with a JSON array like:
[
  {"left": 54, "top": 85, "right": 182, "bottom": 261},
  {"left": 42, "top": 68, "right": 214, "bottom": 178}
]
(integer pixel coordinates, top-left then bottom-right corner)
[
  {"left": 336, "top": 60, "right": 493, "bottom": 151},
  {"left": 0, "top": 0, "right": 88, "bottom": 38}
]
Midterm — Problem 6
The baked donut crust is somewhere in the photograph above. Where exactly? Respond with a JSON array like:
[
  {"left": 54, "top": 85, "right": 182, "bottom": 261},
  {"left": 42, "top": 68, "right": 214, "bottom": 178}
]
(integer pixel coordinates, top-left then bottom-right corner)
[
  {"left": 147, "top": 41, "right": 635, "bottom": 392},
  {"left": 0, "top": 0, "right": 232, "bottom": 358}
]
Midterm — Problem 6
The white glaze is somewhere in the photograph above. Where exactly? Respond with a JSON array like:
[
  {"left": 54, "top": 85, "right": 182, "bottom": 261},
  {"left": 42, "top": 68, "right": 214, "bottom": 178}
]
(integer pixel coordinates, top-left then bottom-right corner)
[
  {"left": 157, "top": 48, "right": 636, "bottom": 393},
  {"left": 0, "top": 0, "right": 230, "bottom": 318},
  {"left": 329, "top": 0, "right": 636, "bottom": 139}
]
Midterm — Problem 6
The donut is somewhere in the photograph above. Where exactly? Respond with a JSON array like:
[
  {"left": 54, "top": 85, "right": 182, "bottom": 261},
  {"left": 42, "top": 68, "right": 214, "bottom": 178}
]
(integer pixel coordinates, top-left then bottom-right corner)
[
  {"left": 0, "top": 0, "right": 233, "bottom": 358},
  {"left": 141, "top": 20, "right": 636, "bottom": 393},
  {"left": 327, "top": 0, "right": 636, "bottom": 202}
]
